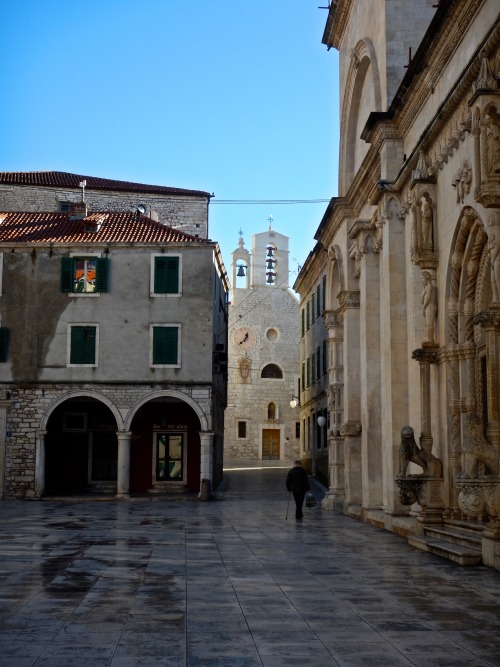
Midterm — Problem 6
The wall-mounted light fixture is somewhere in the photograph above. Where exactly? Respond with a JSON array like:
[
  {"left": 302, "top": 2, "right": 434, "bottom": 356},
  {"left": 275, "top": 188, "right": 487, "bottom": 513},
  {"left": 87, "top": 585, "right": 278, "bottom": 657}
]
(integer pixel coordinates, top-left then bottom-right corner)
[{"left": 290, "top": 396, "right": 300, "bottom": 409}]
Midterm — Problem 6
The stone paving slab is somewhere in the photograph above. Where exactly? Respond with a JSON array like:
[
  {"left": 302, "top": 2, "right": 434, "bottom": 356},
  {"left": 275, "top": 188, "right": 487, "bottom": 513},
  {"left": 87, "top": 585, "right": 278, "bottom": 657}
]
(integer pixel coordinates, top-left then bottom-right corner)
[{"left": 0, "top": 462, "right": 499, "bottom": 666}]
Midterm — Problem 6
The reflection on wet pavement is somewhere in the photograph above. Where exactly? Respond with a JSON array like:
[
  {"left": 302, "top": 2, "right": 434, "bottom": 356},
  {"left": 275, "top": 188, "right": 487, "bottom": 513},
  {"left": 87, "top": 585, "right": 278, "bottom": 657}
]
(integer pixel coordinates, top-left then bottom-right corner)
[{"left": 0, "top": 463, "right": 499, "bottom": 666}]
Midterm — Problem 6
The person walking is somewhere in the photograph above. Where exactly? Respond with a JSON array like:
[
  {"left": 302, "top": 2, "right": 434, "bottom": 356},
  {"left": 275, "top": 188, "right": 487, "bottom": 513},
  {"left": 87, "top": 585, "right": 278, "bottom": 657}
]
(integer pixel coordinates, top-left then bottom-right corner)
[{"left": 286, "top": 460, "right": 310, "bottom": 520}]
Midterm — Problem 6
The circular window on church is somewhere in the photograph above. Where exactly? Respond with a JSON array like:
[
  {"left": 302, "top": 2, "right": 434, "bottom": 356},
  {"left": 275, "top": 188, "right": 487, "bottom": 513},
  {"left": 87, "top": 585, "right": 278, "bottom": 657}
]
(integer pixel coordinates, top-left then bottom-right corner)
[{"left": 266, "top": 328, "right": 278, "bottom": 342}]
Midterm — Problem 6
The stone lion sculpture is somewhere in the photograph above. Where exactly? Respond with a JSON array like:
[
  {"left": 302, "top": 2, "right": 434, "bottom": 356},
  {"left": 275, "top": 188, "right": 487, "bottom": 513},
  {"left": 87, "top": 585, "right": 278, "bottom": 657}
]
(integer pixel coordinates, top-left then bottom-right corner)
[
  {"left": 397, "top": 426, "right": 443, "bottom": 478},
  {"left": 460, "top": 413, "right": 499, "bottom": 478}
]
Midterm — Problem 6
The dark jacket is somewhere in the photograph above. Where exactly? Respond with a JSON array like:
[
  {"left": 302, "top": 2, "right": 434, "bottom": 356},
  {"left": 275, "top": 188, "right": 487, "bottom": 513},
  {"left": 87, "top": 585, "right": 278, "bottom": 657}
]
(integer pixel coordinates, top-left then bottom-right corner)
[{"left": 286, "top": 466, "right": 310, "bottom": 494}]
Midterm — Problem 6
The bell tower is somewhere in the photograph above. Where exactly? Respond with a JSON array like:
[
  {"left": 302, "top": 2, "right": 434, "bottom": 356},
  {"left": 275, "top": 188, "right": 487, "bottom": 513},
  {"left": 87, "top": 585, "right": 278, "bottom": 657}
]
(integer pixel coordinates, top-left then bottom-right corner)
[{"left": 251, "top": 217, "right": 290, "bottom": 288}]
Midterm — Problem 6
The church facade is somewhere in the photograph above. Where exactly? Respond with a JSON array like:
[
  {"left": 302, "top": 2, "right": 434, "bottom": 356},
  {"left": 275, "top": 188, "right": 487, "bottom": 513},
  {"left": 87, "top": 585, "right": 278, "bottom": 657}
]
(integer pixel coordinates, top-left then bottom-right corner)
[
  {"left": 294, "top": 0, "right": 500, "bottom": 569},
  {"left": 224, "top": 227, "right": 300, "bottom": 462}
]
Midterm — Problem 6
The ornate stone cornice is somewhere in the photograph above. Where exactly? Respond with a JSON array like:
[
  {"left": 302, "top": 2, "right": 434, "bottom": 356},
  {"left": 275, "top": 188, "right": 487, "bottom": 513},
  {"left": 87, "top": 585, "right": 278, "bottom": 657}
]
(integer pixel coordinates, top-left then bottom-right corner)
[
  {"left": 322, "top": 0, "right": 354, "bottom": 50},
  {"left": 388, "top": 11, "right": 499, "bottom": 193}
]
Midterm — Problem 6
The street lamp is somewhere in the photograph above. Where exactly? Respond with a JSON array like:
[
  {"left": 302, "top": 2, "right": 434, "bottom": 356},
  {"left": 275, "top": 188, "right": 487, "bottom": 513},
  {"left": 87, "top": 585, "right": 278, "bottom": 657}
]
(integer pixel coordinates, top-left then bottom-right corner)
[
  {"left": 317, "top": 414, "right": 327, "bottom": 428},
  {"left": 290, "top": 396, "right": 300, "bottom": 409}
]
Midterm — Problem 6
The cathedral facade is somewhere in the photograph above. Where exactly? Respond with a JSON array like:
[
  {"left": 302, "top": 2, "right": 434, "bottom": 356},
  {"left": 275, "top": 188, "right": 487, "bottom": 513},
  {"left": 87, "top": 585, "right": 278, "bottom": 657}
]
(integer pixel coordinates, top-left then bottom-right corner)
[{"left": 294, "top": 0, "right": 500, "bottom": 569}]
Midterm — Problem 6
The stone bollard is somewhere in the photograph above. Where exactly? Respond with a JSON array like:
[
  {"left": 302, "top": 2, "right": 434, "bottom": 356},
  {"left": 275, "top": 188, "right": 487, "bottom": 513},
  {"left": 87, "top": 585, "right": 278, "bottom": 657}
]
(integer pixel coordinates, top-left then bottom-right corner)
[{"left": 199, "top": 478, "right": 212, "bottom": 501}]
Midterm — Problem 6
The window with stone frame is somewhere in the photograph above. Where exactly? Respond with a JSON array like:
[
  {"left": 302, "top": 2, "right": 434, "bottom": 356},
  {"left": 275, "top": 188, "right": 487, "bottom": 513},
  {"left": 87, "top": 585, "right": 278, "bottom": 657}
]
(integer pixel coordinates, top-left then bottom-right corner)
[
  {"left": 151, "top": 254, "right": 181, "bottom": 296},
  {"left": 151, "top": 325, "right": 180, "bottom": 366},
  {"left": 69, "top": 325, "right": 98, "bottom": 366},
  {"left": 60, "top": 256, "right": 108, "bottom": 294},
  {"left": 237, "top": 421, "right": 247, "bottom": 438}
]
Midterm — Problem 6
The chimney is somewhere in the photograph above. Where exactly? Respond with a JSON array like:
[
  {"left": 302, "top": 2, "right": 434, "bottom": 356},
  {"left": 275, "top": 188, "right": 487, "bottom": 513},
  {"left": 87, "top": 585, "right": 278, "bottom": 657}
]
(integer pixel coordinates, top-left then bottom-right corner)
[{"left": 69, "top": 202, "right": 88, "bottom": 220}]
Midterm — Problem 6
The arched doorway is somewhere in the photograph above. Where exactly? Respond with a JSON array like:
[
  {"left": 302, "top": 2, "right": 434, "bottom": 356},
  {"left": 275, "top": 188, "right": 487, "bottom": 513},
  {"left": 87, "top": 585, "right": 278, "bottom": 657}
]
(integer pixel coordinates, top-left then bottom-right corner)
[
  {"left": 45, "top": 397, "right": 119, "bottom": 495},
  {"left": 129, "top": 397, "right": 202, "bottom": 493}
]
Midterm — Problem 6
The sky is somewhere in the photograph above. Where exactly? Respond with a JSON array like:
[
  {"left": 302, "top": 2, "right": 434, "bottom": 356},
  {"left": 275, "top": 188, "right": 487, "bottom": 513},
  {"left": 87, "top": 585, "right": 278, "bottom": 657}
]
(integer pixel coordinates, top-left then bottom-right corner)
[{"left": 1, "top": 0, "right": 339, "bottom": 287}]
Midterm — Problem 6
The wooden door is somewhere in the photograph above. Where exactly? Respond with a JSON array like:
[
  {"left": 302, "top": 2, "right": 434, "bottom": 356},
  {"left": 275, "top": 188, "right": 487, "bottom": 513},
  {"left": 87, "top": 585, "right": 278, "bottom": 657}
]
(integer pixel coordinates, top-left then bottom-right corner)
[{"left": 262, "top": 429, "right": 280, "bottom": 460}]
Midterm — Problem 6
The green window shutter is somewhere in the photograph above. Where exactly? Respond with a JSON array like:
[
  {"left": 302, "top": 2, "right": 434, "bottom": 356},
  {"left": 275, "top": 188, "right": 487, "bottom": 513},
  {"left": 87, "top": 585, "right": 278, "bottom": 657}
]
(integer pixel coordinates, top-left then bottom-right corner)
[
  {"left": 60, "top": 258, "right": 74, "bottom": 292},
  {"left": 301, "top": 309, "right": 305, "bottom": 337},
  {"left": 153, "top": 327, "right": 178, "bottom": 364},
  {"left": 322, "top": 275, "right": 326, "bottom": 311},
  {"left": 154, "top": 257, "right": 179, "bottom": 294},
  {"left": 70, "top": 326, "right": 96, "bottom": 364},
  {"left": 95, "top": 258, "right": 109, "bottom": 293},
  {"left": 0, "top": 327, "right": 9, "bottom": 362}
]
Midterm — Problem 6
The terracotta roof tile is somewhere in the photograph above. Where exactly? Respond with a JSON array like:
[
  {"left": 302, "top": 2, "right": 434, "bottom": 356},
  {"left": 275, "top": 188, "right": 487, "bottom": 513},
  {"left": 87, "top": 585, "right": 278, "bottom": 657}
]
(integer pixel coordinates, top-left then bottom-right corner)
[
  {"left": 0, "top": 212, "right": 212, "bottom": 245},
  {"left": 0, "top": 171, "right": 211, "bottom": 198}
]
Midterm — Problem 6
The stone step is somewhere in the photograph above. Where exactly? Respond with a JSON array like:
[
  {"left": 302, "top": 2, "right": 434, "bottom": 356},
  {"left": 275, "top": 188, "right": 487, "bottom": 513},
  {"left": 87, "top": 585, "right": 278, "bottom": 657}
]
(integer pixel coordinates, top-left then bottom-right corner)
[
  {"left": 408, "top": 534, "right": 482, "bottom": 566},
  {"left": 424, "top": 525, "right": 482, "bottom": 550}
]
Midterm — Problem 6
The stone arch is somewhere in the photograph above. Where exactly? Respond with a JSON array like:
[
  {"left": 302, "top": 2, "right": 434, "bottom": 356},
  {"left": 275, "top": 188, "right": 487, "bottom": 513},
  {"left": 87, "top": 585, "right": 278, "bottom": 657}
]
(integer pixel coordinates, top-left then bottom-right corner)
[
  {"left": 125, "top": 389, "right": 208, "bottom": 432},
  {"left": 261, "top": 363, "right": 283, "bottom": 379},
  {"left": 340, "top": 38, "right": 382, "bottom": 193},
  {"left": 40, "top": 390, "right": 124, "bottom": 431},
  {"left": 445, "top": 207, "right": 491, "bottom": 494},
  {"left": 39, "top": 390, "right": 123, "bottom": 497}
]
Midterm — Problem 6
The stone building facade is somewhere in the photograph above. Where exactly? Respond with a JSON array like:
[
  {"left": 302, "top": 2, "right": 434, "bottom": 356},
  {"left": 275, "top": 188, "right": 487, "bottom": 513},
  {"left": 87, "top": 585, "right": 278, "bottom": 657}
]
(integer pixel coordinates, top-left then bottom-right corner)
[
  {"left": 0, "top": 176, "right": 228, "bottom": 499},
  {"left": 224, "top": 227, "right": 300, "bottom": 462},
  {"left": 294, "top": 0, "right": 500, "bottom": 569}
]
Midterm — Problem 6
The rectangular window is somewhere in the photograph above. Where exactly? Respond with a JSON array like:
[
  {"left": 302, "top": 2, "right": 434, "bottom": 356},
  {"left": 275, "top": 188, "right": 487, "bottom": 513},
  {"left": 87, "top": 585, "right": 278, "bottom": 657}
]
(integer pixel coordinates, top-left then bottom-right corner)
[
  {"left": 306, "top": 301, "right": 310, "bottom": 330},
  {"left": 301, "top": 309, "right": 305, "bottom": 337},
  {"left": 317, "top": 284, "right": 321, "bottom": 316},
  {"left": 311, "top": 296, "right": 315, "bottom": 322},
  {"left": 69, "top": 325, "right": 97, "bottom": 366},
  {"left": 61, "top": 256, "right": 108, "bottom": 293},
  {"left": 156, "top": 433, "right": 183, "bottom": 481},
  {"left": 151, "top": 325, "right": 180, "bottom": 366},
  {"left": 301, "top": 362, "right": 305, "bottom": 390},
  {"left": 322, "top": 275, "right": 326, "bottom": 311},
  {"left": 311, "top": 351, "right": 316, "bottom": 382},
  {"left": 306, "top": 357, "right": 310, "bottom": 387},
  {"left": 237, "top": 421, "right": 247, "bottom": 438},
  {"left": 152, "top": 255, "right": 181, "bottom": 295},
  {"left": 295, "top": 422, "right": 300, "bottom": 439},
  {"left": 317, "top": 346, "right": 321, "bottom": 380},
  {"left": 323, "top": 339, "right": 328, "bottom": 375},
  {"left": 0, "top": 327, "right": 9, "bottom": 362}
]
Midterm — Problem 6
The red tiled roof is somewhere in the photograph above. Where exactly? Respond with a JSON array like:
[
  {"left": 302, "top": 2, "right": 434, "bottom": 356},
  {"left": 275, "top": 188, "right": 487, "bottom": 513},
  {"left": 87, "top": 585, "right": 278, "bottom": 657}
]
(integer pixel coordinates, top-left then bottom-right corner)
[
  {"left": 0, "top": 212, "right": 212, "bottom": 245},
  {"left": 0, "top": 171, "right": 211, "bottom": 198}
]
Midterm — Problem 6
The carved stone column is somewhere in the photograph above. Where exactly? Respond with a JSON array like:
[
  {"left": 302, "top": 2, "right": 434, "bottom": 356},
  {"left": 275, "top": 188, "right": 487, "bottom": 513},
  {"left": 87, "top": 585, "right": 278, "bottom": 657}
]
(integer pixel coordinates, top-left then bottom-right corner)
[
  {"left": 116, "top": 431, "right": 132, "bottom": 499},
  {"left": 474, "top": 307, "right": 500, "bottom": 453},
  {"left": 412, "top": 347, "right": 439, "bottom": 454},
  {"left": 349, "top": 219, "right": 383, "bottom": 511},
  {"left": 338, "top": 290, "right": 362, "bottom": 510},
  {"left": 322, "top": 310, "right": 345, "bottom": 509}
]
